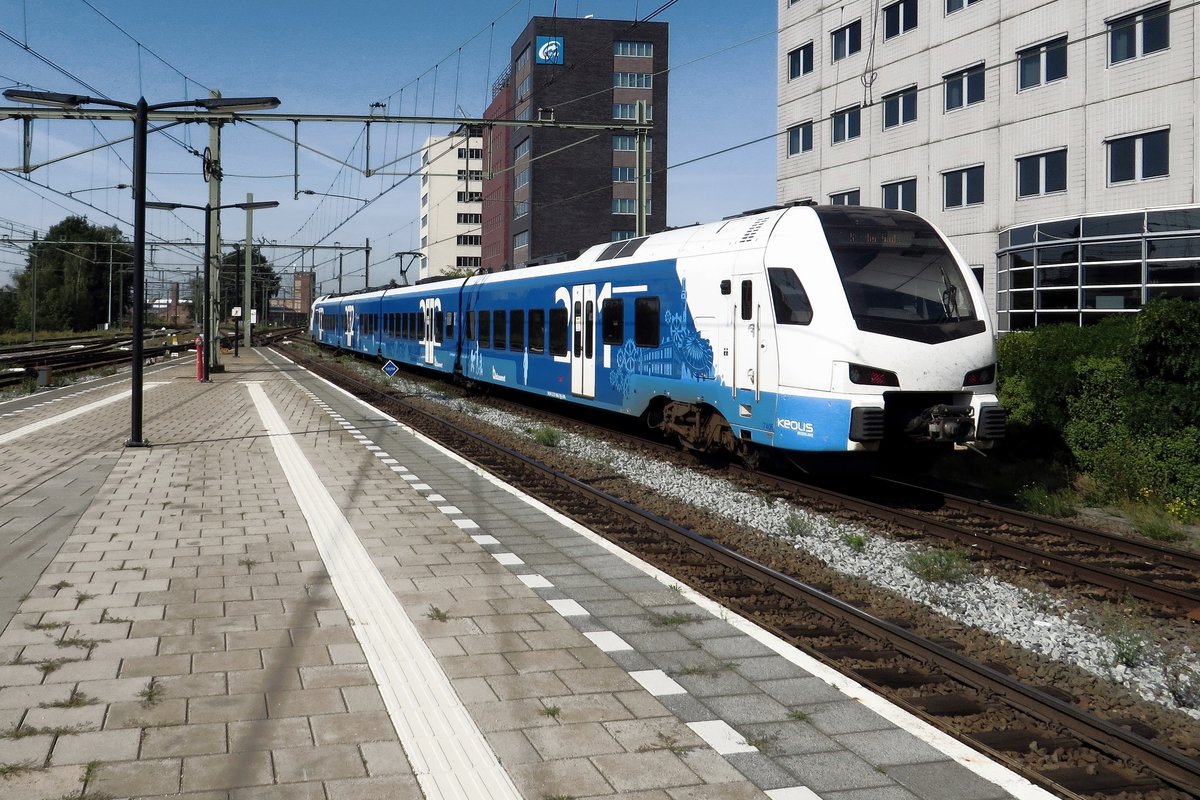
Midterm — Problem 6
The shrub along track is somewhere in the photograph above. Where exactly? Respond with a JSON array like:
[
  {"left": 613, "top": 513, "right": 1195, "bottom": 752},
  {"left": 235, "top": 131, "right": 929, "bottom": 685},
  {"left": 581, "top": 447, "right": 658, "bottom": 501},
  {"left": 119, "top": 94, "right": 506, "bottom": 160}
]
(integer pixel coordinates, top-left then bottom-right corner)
[{"left": 283, "top": 344, "right": 1200, "bottom": 799}]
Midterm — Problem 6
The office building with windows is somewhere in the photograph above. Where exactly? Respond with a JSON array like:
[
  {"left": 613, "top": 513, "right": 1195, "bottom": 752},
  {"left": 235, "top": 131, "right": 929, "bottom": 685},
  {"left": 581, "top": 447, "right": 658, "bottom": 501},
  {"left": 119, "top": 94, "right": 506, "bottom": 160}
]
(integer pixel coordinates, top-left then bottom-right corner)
[
  {"left": 778, "top": 1, "right": 1200, "bottom": 331},
  {"left": 419, "top": 127, "right": 484, "bottom": 280},
  {"left": 481, "top": 16, "right": 668, "bottom": 271}
]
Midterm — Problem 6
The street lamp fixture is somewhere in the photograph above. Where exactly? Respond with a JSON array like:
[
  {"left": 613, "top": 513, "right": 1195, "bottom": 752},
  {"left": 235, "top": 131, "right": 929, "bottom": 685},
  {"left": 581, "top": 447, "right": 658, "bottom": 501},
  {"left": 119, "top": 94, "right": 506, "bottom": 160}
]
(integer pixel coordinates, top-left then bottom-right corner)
[
  {"left": 65, "top": 183, "right": 130, "bottom": 197},
  {"left": 4, "top": 88, "right": 280, "bottom": 447},
  {"left": 146, "top": 200, "right": 278, "bottom": 382},
  {"left": 297, "top": 189, "right": 370, "bottom": 203}
]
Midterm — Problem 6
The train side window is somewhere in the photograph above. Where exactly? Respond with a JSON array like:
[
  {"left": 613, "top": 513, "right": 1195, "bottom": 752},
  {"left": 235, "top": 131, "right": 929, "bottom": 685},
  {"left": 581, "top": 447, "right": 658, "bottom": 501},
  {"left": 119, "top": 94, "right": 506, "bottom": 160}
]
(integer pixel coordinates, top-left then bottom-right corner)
[
  {"left": 584, "top": 300, "right": 594, "bottom": 357},
  {"left": 549, "top": 307, "right": 569, "bottom": 355},
  {"left": 466, "top": 310, "right": 475, "bottom": 340},
  {"left": 435, "top": 311, "right": 444, "bottom": 342},
  {"left": 768, "top": 268, "right": 813, "bottom": 325},
  {"left": 479, "top": 310, "right": 492, "bottom": 347},
  {"left": 528, "top": 309, "right": 545, "bottom": 353},
  {"left": 635, "top": 297, "right": 660, "bottom": 347},
  {"left": 741, "top": 280, "right": 753, "bottom": 320},
  {"left": 418, "top": 311, "right": 426, "bottom": 341},
  {"left": 572, "top": 301, "right": 583, "bottom": 357},
  {"left": 510, "top": 309, "right": 525, "bottom": 351},
  {"left": 445, "top": 311, "right": 455, "bottom": 340},
  {"left": 602, "top": 298, "right": 624, "bottom": 345},
  {"left": 493, "top": 311, "right": 507, "bottom": 350}
]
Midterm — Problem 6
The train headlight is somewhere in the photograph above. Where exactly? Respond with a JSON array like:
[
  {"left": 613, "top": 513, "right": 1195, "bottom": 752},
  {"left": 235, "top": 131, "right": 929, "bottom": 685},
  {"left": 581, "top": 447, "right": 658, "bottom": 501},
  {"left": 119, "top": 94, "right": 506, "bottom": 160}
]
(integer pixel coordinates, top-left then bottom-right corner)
[
  {"left": 963, "top": 364, "right": 996, "bottom": 386},
  {"left": 848, "top": 363, "right": 899, "bottom": 387}
]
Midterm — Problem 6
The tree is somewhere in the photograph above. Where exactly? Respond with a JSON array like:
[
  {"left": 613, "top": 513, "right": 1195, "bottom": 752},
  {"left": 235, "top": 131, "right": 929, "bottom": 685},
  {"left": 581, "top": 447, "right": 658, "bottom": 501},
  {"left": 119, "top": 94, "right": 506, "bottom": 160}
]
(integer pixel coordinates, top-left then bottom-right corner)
[
  {"left": 5, "top": 217, "right": 132, "bottom": 335},
  {"left": 218, "top": 245, "right": 280, "bottom": 321}
]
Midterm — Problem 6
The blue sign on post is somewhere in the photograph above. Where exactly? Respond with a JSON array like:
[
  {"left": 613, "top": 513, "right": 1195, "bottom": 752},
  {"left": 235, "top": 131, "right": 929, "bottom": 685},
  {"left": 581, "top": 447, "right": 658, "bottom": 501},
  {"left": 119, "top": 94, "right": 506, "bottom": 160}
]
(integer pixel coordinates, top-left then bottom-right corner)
[
  {"left": 382, "top": 360, "right": 399, "bottom": 377},
  {"left": 536, "top": 36, "right": 564, "bottom": 64}
]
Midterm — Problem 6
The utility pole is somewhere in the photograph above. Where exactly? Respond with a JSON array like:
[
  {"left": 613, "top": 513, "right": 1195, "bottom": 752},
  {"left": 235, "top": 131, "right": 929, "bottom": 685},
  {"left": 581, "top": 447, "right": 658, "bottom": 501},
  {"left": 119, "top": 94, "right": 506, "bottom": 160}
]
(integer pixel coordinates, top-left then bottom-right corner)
[
  {"left": 30, "top": 232, "right": 38, "bottom": 342},
  {"left": 364, "top": 238, "right": 370, "bottom": 289},
  {"left": 338, "top": 250, "right": 343, "bottom": 294},
  {"left": 207, "top": 89, "right": 224, "bottom": 373},
  {"left": 243, "top": 192, "right": 254, "bottom": 350},
  {"left": 107, "top": 242, "right": 113, "bottom": 329}
]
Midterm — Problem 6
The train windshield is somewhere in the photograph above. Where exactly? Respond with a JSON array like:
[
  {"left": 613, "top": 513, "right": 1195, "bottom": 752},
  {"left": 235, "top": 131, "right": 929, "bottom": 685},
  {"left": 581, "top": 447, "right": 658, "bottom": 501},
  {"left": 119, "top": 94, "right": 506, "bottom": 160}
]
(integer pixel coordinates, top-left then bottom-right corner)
[{"left": 815, "top": 207, "right": 984, "bottom": 344}]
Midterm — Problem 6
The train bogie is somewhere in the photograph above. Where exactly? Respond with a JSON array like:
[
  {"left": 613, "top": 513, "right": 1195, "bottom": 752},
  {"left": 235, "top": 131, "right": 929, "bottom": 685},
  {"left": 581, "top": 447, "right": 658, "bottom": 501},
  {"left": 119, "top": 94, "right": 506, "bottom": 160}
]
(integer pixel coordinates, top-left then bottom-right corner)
[{"left": 311, "top": 204, "right": 1005, "bottom": 458}]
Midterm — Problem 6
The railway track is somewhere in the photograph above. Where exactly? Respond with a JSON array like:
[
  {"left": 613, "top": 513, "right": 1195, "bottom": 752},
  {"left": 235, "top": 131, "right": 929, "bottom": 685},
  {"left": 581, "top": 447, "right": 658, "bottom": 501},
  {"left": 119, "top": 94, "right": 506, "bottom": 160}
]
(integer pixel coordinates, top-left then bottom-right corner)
[{"left": 282, "top": 344, "right": 1200, "bottom": 799}]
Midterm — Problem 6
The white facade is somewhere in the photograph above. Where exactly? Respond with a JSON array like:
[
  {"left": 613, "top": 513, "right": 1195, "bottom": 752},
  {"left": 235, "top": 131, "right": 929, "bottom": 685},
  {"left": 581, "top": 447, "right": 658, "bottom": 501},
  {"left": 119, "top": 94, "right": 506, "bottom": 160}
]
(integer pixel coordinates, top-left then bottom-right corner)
[
  {"left": 777, "top": 0, "right": 1200, "bottom": 326},
  {"left": 419, "top": 129, "right": 484, "bottom": 280}
]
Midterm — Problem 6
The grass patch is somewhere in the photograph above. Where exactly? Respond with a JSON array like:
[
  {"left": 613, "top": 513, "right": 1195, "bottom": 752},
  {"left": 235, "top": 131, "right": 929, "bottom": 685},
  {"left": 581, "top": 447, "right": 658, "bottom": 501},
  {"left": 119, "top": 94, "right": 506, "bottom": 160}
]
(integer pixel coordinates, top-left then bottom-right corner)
[
  {"left": 1125, "top": 505, "right": 1187, "bottom": 543},
  {"left": 785, "top": 512, "right": 813, "bottom": 537},
  {"left": 1015, "top": 484, "right": 1078, "bottom": 518},
  {"left": 841, "top": 531, "right": 868, "bottom": 553},
  {"left": 904, "top": 547, "right": 972, "bottom": 584},
  {"left": 532, "top": 426, "right": 562, "bottom": 447}
]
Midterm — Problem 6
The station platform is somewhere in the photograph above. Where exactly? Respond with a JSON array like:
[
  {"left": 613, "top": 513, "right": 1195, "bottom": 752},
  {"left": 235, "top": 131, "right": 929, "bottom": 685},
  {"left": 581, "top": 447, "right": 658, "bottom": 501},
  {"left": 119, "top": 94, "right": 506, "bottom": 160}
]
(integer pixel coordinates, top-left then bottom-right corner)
[{"left": 0, "top": 348, "right": 1054, "bottom": 800}]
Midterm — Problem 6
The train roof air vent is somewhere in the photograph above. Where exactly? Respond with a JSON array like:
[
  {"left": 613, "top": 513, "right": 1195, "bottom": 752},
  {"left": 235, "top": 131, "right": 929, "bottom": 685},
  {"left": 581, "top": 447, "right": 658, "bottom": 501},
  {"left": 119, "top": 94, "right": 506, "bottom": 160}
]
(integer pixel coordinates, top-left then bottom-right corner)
[
  {"left": 597, "top": 235, "right": 649, "bottom": 261},
  {"left": 740, "top": 217, "right": 767, "bottom": 243}
]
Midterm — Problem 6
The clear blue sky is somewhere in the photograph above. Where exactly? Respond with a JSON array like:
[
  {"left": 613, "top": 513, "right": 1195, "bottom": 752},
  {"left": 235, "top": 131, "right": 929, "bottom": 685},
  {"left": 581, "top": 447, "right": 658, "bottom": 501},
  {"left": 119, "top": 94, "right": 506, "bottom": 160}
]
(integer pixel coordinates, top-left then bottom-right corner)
[{"left": 0, "top": 1, "right": 777, "bottom": 290}]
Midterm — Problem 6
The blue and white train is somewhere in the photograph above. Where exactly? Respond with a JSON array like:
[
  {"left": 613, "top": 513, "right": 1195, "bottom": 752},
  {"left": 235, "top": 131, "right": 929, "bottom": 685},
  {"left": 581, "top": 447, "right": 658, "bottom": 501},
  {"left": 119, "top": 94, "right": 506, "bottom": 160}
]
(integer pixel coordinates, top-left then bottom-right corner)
[{"left": 310, "top": 204, "right": 1005, "bottom": 460}]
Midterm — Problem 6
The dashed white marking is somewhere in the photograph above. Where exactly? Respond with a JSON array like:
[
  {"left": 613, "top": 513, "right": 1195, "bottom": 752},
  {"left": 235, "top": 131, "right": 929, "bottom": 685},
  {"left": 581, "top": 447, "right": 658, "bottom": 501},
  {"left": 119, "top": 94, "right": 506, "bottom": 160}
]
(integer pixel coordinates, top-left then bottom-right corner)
[
  {"left": 470, "top": 534, "right": 500, "bottom": 545},
  {"left": 493, "top": 553, "right": 523, "bottom": 566},
  {"left": 246, "top": 383, "right": 520, "bottom": 800},
  {"left": 427, "top": 494, "right": 445, "bottom": 502},
  {"left": 0, "top": 383, "right": 167, "bottom": 446},
  {"left": 439, "top": 506, "right": 463, "bottom": 515},
  {"left": 519, "top": 575, "right": 553, "bottom": 589},
  {"left": 546, "top": 599, "right": 588, "bottom": 618},
  {"left": 629, "top": 669, "right": 685, "bottom": 696},
  {"left": 688, "top": 720, "right": 759, "bottom": 754},
  {"left": 766, "top": 788, "right": 823, "bottom": 800},
  {"left": 584, "top": 631, "right": 632, "bottom": 653},
  {"left": 412, "top": 483, "right": 432, "bottom": 491},
  {"left": 452, "top": 519, "right": 479, "bottom": 530}
]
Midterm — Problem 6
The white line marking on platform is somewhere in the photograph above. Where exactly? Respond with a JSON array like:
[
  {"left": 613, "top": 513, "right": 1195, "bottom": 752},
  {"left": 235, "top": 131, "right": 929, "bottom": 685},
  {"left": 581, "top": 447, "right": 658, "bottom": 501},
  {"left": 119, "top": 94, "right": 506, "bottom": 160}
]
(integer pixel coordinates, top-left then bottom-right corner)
[
  {"left": 470, "top": 534, "right": 499, "bottom": 545},
  {"left": 246, "top": 383, "right": 520, "bottom": 800},
  {"left": 629, "top": 669, "right": 685, "bottom": 696},
  {"left": 438, "top": 505, "right": 462, "bottom": 515},
  {"left": 519, "top": 574, "right": 553, "bottom": 589},
  {"left": 546, "top": 598, "right": 588, "bottom": 617},
  {"left": 765, "top": 788, "right": 823, "bottom": 800},
  {"left": 584, "top": 631, "right": 632, "bottom": 653},
  {"left": 412, "top": 483, "right": 431, "bottom": 491},
  {"left": 427, "top": 494, "right": 445, "bottom": 502},
  {"left": 688, "top": 720, "right": 758, "bottom": 754},
  {"left": 452, "top": 519, "right": 479, "bottom": 530},
  {"left": 492, "top": 553, "right": 523, "bottom": 566},
  {"left": 0, "top": 383, "right": 167, "bottom": 446}
]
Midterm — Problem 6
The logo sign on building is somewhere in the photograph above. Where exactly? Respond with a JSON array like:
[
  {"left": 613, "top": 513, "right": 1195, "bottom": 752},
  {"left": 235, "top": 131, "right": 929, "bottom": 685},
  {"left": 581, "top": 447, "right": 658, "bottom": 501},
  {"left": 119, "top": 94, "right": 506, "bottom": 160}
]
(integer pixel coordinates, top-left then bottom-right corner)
[{"left": 535, "top": 36, "right": 564, "bottom": 64}]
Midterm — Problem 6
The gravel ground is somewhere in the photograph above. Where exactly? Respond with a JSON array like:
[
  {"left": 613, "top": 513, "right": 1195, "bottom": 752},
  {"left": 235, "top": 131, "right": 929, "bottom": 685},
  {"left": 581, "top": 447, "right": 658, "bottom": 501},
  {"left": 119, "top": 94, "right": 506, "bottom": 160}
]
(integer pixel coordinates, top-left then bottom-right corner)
[{"left": 330, "top": 354, "right": 1200, "bottom": 725}]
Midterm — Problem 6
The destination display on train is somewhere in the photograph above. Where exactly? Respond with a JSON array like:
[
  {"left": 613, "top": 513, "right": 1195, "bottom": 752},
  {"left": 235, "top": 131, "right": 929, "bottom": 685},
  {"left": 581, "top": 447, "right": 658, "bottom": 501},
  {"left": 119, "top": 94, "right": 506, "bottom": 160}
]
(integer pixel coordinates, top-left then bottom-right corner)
[{"left": 826, "top": 226, "right": 918, "bottom": 248}]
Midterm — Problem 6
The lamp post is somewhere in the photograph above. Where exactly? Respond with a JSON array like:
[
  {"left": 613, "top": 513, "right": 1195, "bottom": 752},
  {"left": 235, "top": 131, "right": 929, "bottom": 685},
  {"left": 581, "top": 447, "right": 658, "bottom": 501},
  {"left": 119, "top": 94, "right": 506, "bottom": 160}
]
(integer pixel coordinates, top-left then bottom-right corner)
[
  {"left": 3, "top": 89, "right": 279, "bottom": 447},
  {"left": 146, "top": 200, "right": 278, "bottom": 381}
]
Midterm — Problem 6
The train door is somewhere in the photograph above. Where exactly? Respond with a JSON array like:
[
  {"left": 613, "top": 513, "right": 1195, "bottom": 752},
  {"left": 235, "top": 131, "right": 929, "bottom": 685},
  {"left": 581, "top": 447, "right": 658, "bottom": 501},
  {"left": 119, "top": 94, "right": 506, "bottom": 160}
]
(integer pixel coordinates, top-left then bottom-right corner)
[
  {"left": 570, "top": 284, "right": 596, "bottom": 398},
  {"left": 731, "top": 273, "right": 760, "bottom": 417},
  {"left": 421, "top": 298, "right": 440, "bottom": 365},
  {"left": 343, "top": 305, "right": 355, "bottom": 349}
]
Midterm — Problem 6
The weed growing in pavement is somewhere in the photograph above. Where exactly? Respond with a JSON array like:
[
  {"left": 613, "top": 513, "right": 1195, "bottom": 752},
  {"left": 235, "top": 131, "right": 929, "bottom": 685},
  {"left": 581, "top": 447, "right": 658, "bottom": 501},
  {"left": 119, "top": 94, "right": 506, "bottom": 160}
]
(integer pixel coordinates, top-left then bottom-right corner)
[
  {"left": 425, "top": 605, "right": 450, "bottom": 622},
  {"left": 904, "top": 547, "right": 972, "bottom": 584},
  {"left": 99, "top": 610, "right": 131, "bottom": 625},
  {"left": 73, "top": 592, "right": 96, "bottom": 605},
  {"left": 0, "top": 722, "right": 92, "bottom": 739},
  {"left": 787, "top": 709, "right": 811, "bottom": 721},
  {"left": 40, "top": 688, "right": 98, "bottom": 709},
  {"left": 49, "top": 581, "right": 72, "bottom": 591},
  {"left": 57, "top": 635, "right": 101, "bottom": 654},
  {"left": 540, "top": 705, "right": 561, "bottom": 719},
  {"left": 1160, "top": 649, "right": 1200, "bottom": 709},
  {"left": 0, "top": 761, "right": 41, "bottom": 778},
  {"left": 237, "top": 558, "right": 258, "bottom": 571},
  {"left": 741, "top": 732, "right": 777, "bottom": 752},
  {"left": 35, "top": 658, "right": 77, "bottom": 676},
  {"left": 635, "top": 732, "right": 697, "bottom": 756},
  {"left": 25, "top": 621, "right": 68, "bottom": 632},
  {"left": 138, "top": 678, "right": 162, "bottom": 708},
  {"left": 674, "top": 661, "right": 738, "bottom": 677},
  {"left": 650, "top": 612, "right": 703, "bottom": 627},
  {"left": 532, "top": 426, "right": 562, "bottom": 447}
]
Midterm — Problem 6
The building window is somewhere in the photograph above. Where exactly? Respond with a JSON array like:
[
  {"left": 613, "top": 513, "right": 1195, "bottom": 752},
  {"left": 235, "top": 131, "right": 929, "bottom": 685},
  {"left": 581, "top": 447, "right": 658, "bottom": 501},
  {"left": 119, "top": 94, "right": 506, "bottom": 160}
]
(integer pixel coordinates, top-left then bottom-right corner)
[
  {"left": 831, "top": 20, "right": 861, "bottom": 61},
  {"left": 514, "top": 168, "right": 530, "bottom": 189},
  {"left": 613, "top": 198, "right": 649, "bottom": 215},
  {"left": 1108, "top": 129, "right": 1169, "bottom": 184},
  {"left": 456, "top": 191, "right": 482, "bottom": 202},
  {"left": 613, "top": 167, "right": 650, "bottom": 182},
  {"left": 614, "top": 41, "right": 653, "bottom": 57},
  {"left": 456, "top": 169, "right": 484, "bottom": 181},
  {"left": 515, "top": 45, "right": 531, "bottom": 72},
  {"left": 513, "top": 230, "right": 529, "bottom": 251},
  {"left": 613, "top": 103, "right": 652, "bottom": 120},
  {"left": 1017, "top": 149, "right": 1067, "bottom": 197},
  {"left": 612, "top": 230, "right": 636, "bottom": 241},
  {"left": 614, "top": 72, "right": 653, "bottom": 88},
  {"left": 1018, "top": 37, "right": 1067, "bottom": 89},
  {"left": 513, "top": 201, "right": 529, "bottom": 219},
  {"left": 514, "top": 137, "right": 531, "bottom": 161},
  {"left": 516, "top": 74, "right": 532, "bottom": 101},
  {"left": 946, "top": 0, "right": 982, "bottom": 13},
  {"left": 830, "top": 190, "right": 860, "bottom": 206},
  {"left": 457, "top": 235, "right": 481, "bottom": 246},
  {"left": 831, "top": 106, "right": 861, "bottom": 143},
  {"left": 882, "top": 178, "right": 916, "bottom": 211},
  {"left": 883, "top": 86, "right": 916, "bottom": 128},
  {"left": 788, "top": 42, "right": 813, "bottom": 79},
  {"left": 945, "top": 63, "right": 985, "bottom": 111},
  {"left": 883, "top": 0, "right": 917, "bottom": 39},
  {"left": 1109, "top": 4, "right": 1169, "bottom": 65},
  {"left": 944, "top": 165, "right": 984, "bottom": 208},
  {"left": 613, "top": 135, "right": 651, "bottom": 151},
  {"left": 457, "top": 147, "right": 483, "bottom": 159},
  {"left": 457, "top": 213, "right": 482, "bottom": 224},
  {"left": 787, "top": 121, "right": 813, "bottom": 155},
  {"left": 456, "top": 256, "right": 481, "bottom": 268}
]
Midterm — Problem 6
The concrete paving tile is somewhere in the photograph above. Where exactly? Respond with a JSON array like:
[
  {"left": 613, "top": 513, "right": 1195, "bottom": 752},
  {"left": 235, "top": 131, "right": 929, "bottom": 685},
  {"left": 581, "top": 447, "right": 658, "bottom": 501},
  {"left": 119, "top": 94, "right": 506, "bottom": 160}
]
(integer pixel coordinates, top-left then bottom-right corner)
[
  {"left": 468, "top": 697, "right": 555, "bottom": 732},
  {"left": 50, "top": 726, "right": 140, "bottom": 764},
  {"left": 756, "top": 676, "right": 849, "bottom": 708},
  {"left": 298, "top": 664, "right": 374, "bottom": 689},
  {"left": 273, "top": 744, "right": 366, "bottom": 782},
  {"left": 260, "top": 645, "right": 332, "bottom": 669},
  {"left": 0, "top": 764, "right": 84, "bottom": 800},
  {"left": 804, "top": 700, "right": 896, "bottom": 736},
  {"left": 189, "top": 693, "right": 267, "bottom": 724},
  {"left": 119, "top": 653, "right": 192, "bottom": 677},
  {"left": 834, "top": 728, "right": 957, "bottom": 766},
  {"left": 227, "top": 666, "right": 303, "bottom": 694},
  {"left": 885, "top": 760, "right": 1012, "bottom": 800},
  {"left": 772, "top": 750, "right": 896, "bottom": 793},
  {"left": 22, "top": 703, "right": 106, "bottom": 731},
  {"left": 603, "top": 718, "right": 706, "bottom": 753},
  {"left": 507, "top": 756, "right": 614, "bottom": 800},
  {"left": 486, "top": 670, "right": 570, "bottom": 700},
  {"left": 310, "top": 711, "right": 396, "bottom": 744},
  {"left": 228, "top": 716, "right": 313, "bottom": 751},
  {"left": 557, "top": 665, "right": 642, "bottom": 694},
  {"left": 0, "top": 733, "right": 54, "bottom": 768},
  {"left": 193, "top": 649, "right": 263, "bottom": 673},
  {"left": 341, "top": 685, "right": 386, "bottom": 713},
  {"left": 157, "top": 672, "right": 228, "bottom": 698},
  {"left": 0, "top": 684, "right": 73, "bottom": 709},
  {"left": 703, "top": 694, "right": 791, "bottom": 726},
  {"left": 140, "top": 721, "right": 228, "bottom": 758},
  {"left": 265, "top": 687, "right": 346, "bottom": 717},
  {"left": 525, "top": 721, "right": 626, "bottom": 759},
  {"left": 42, "top": 658, "right": 121, "bottom": 683},
  {"left": 482, "top": 729, "right": 541, "bottom": 765},
  {"left": 322, "top": 775, "right": 424, "bottom": 800},
  {"left": 181, "top": 750, "right": 274, "bottom": 792},
  {"left": 359, "top": 741, "right": 408, "bottom": 776},
  {"left": 105, "top": 696, "right": 188, "bottom": 728},
  {"left": 158, "top": 633, "right": 227, "bottom": 655},
  {"left": 230, "top": 782, "right": 326, "bottom": 800}
]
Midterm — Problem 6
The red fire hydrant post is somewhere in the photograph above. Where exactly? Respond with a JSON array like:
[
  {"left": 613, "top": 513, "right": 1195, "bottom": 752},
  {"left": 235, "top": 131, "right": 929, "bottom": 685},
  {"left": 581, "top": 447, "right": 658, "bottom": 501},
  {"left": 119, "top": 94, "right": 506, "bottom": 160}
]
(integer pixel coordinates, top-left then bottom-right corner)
[{"left": 195, "top": 336, "right": 204, "bottom": 382}]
